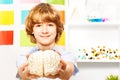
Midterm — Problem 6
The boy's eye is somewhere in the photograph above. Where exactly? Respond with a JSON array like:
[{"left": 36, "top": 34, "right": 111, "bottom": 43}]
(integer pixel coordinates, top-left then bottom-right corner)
[
  {"left": 35, "top": 24, "right": 42, "bottom": 27},
  {"left": 48, "top": 23, "right": 55, "bottom": 27},
  {"left": 48, "top": 24, "right": 53, "bottom": 26}
]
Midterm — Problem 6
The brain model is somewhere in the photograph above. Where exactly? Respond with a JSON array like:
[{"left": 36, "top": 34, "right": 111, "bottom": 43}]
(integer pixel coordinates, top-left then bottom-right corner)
[{"left": 27, "top": 50, "right": 61, "bottom": 77}]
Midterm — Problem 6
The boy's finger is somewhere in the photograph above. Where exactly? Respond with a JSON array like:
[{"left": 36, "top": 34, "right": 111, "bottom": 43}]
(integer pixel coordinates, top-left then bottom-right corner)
[
  {"left": 60, "top": 59, "right": 67, "bottom": 70},
  {"left": 26, "top": 54, "right": 30, "bottom": 59}
]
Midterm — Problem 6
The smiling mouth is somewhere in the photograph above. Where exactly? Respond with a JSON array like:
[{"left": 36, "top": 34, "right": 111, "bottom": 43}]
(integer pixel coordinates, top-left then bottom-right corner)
[{"left": 40, "top": 35, "right": 50, "bottom": 38}]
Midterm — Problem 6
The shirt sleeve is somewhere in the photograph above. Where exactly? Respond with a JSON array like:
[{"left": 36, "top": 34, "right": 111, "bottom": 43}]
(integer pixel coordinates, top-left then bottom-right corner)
[
  {"left": 53, "top": 45, "right": 79, "bottom": 76},
  {"left": 16, "top": 46, "right": 38, "bottom": 68},
  {"left": 61, "top": 51, "right": 79, "bottom": 76}
]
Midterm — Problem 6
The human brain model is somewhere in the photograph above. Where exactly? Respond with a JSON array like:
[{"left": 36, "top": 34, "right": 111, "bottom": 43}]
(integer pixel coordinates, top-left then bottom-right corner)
[{"left": 27, "top": 50, "right": 61, "bottom": 77}]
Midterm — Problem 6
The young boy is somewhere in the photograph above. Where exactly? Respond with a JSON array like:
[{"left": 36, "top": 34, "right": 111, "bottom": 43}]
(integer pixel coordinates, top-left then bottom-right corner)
[{"left": 16, "top": 3, "right": 79, "bottom": 80}]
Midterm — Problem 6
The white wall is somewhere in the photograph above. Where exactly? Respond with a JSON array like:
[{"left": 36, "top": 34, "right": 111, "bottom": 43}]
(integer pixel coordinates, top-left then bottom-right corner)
[
  {"left": 0, "top": 45, "right": 32, "bottom": 80},
  {"left": 72, "top": 62, "right": 119, "bottom": 80},
  {"left": 0, "top": 46, "right": 18, "bottom": 80}
]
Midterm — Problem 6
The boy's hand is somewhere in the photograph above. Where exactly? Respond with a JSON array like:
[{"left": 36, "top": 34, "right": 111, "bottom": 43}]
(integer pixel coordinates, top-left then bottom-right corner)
[
  {"left": 45, "top": 59, "right": 67, "bottom": 79},
  {"left": 18, "top": 54, "right": 40, "bottom": 80}
]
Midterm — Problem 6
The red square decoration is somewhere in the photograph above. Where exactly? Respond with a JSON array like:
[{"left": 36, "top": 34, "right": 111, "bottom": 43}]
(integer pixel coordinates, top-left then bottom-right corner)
[{"left": 0, "top": 31, "right": 13, "bottom": 45}]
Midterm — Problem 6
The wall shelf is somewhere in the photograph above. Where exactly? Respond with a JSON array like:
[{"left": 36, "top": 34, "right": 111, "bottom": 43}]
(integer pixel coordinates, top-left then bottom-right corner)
[
  {"left": 77, "top": 60, "right": 120, "bottom": 63},
  {"left": 65, "top": 0, "right": 120, "bottom": 64}
]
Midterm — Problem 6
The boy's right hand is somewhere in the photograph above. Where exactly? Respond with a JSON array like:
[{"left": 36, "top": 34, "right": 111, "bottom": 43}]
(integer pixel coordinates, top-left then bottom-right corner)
[{"left": 18, "top": 54, "right": 40, "bottom": 80}]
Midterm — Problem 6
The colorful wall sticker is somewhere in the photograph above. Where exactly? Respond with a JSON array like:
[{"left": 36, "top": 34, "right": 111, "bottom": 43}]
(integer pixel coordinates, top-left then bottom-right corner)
[
  {"left": 20, "top": 30, "right": 36, "bottom": 46},
  {"left": 20, "top": 0, "right": 41, "bottom": 3},
  {"left": 56, "top": 31, "right": 65, "bottom": 46},
  {"left": 59, "top": 10, "right": 65, "bottom": 24},
  {"left": 21, "top": 10, "right": 29, "bottom": 24},
  {"left": 0, "top": 11, "right": 14, "bottom": 25},
  {"left": 46, "top": 0, "right": 64, "bottom": 5},
  {"left": 0, "top": 0, "right": 13, "bottom": 4},
  {"left": 0, "top": 30, "right": 13, "bottom": 45}
]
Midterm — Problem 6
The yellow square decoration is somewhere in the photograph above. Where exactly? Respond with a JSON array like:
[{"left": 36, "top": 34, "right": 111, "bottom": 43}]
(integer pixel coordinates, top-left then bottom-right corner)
[
  {"left": 57, "top": 31, "right": 65, "bottom": 46},
  {"left": 0, "top": 11, "right": 14, "bottom": 25}
]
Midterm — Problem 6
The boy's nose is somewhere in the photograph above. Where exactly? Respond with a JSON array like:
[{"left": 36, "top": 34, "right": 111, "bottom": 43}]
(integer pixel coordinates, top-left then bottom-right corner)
[{"left": 42, "top": 25, "right": 48, "bottom": 33}]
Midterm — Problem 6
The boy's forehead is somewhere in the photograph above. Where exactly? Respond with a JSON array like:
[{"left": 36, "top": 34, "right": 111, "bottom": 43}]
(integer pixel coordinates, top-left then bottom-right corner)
[{"left": 34, "top": 19, "right": 53, "bottom": 23}]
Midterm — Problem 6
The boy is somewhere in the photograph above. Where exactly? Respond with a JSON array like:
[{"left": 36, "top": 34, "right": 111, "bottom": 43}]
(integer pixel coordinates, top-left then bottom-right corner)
[{"left": 16, "top": 3, "right": 79, "bottom": 80}]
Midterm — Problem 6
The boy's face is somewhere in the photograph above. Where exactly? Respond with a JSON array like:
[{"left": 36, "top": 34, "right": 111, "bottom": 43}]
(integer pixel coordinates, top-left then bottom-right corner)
[{"left": 32, "top": 22, "right": 57, "bottom": 46}]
